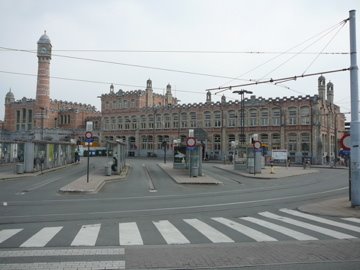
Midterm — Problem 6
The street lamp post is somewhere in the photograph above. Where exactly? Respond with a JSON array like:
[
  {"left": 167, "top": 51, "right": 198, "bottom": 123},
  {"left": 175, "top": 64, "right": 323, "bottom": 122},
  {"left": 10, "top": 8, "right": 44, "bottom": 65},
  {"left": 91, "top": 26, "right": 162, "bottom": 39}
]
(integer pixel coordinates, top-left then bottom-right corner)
[{"left": 233, "top": 90, "right": 253, "bottom": 144}]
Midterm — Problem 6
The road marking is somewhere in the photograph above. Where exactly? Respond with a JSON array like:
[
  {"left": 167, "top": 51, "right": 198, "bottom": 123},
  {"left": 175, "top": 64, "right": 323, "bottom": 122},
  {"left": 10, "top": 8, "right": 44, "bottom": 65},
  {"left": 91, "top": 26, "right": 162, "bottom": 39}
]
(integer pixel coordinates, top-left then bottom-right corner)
[
  {"left": 212, "top": 217, "right": 277, "bottom": 242},
  {"left": 119, "top": 222, "right": 143, "bottom": 245},
  {"left": 0, "top": 248, "right": 125, "bottom": 257},
  {"left": 153, "top": 220, "right": 190, "bottom": 244},
  {"left": 20, "top": 227, "right": 62, "bottom": 247},
  {"left": 280, "top": 208, "right": 360, "bottom": 233},
  {"left": 184, "top": 218, "right": 234, "bottom": 243},
  {"left": 0, "top": 261, "right": 125, "bottom": 270},
  {"left": 0, "top": 229, "right": 23, "bottom": 244},
  {"left": 71, "top": 224, "right": 101, "bottom": 246},
  {"left": 342, "top": 217, "right": 360, "bottom": 224},
  {"left": 0, "top": 187, "right": 347, "bottom": 220},
  {"left": 241, "top": 217, "right": 318, "bottom": 241},
  {"left": 259, "top": 212, "right": 356, "bottom": 239}
]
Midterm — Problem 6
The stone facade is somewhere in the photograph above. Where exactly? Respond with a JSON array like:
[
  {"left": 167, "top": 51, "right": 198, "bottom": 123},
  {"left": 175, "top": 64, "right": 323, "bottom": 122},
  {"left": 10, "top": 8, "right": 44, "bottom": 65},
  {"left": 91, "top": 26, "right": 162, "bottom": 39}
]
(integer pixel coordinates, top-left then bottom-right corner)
[
  {"left": 2, "top": 32, "right": 100, "bottom": 141},
  {"left": 1, "top": 33, "right": 346, "bottom": 165},
  {"left": 97, "top": 77, "right": 345, "bottom": 164}
]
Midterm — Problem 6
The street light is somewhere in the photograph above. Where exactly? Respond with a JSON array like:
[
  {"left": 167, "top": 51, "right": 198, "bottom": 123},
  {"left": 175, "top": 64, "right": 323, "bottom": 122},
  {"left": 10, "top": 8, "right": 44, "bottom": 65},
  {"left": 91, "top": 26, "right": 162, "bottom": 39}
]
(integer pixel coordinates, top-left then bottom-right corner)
[{"left": 233, "top": 90, "right": 253, "bottom": 144}]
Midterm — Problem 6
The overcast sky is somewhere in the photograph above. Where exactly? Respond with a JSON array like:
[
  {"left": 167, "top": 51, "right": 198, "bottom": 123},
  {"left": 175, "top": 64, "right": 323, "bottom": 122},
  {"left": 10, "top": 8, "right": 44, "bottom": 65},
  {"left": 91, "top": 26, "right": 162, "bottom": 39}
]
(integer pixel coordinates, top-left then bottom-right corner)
[{"left": 0, "top": 0, "right": 358, "bottom": 120}]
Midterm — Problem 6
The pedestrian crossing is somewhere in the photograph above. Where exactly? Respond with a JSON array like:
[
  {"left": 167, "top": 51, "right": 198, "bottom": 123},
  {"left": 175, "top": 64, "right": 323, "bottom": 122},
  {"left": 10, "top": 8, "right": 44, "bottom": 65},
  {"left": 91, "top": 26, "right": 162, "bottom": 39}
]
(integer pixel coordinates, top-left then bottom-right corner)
[{"left": 1, "top": 209, "right": 359, "bottom": 248}]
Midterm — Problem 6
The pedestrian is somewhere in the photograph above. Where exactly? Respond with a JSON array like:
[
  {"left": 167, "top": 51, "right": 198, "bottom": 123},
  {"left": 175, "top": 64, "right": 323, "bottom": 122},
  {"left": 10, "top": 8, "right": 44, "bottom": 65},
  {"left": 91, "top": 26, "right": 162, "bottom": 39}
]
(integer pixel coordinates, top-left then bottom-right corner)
[
  {"left": 111, "top": 156, "right": 118, "bottom": 172},
  {"left": 74, "top": 151, "right": 80, "bottom": 163}
]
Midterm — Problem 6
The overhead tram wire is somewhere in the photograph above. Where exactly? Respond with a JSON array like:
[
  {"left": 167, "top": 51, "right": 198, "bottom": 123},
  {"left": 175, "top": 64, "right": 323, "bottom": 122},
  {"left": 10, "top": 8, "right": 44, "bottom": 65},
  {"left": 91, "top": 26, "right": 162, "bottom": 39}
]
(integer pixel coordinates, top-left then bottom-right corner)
[
  {"left": 207, "top": 68, "right": 350, "bottom": 92},
  {"left": 0, "top": 46, "right": 250, "bottom": 82},
  {"left": 302, "top": 20, "right": 347, "bottom": 75},
  {"left": 0, "top": 70, "right": 205, "bottom": 96},
  {"left": 214, "top": 17, "right": 350, "bottom": 94},
  {"left": 0, "top": 48, "right": 348, "bottom": 54}
]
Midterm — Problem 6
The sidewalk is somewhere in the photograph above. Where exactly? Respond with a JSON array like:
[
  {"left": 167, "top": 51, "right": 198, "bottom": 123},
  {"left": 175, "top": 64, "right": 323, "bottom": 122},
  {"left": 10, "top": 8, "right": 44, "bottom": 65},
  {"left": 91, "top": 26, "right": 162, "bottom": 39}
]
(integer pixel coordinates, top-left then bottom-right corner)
[
  {"left": 214, "top": 164, "right": 318, "bottom": 179},
  {"left": 158, "top": 163, "right": 221, "bottom": 184},
  {"left": 59, "top": 165, "right": 129, "bottom": 193}
]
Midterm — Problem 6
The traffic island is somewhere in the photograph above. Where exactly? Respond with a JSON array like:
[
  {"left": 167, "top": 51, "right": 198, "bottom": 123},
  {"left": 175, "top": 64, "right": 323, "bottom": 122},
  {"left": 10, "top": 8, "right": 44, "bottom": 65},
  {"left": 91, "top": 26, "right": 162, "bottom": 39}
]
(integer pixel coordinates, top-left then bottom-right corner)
[
  {"left": 59, "top": 165, "right": 129, "bottom": 193},
  {"left": 158, "top": 163, "right": 221, "bottom": 184},
  {"left": 214, "top": 164, "right": 318, "bottom": 179}
]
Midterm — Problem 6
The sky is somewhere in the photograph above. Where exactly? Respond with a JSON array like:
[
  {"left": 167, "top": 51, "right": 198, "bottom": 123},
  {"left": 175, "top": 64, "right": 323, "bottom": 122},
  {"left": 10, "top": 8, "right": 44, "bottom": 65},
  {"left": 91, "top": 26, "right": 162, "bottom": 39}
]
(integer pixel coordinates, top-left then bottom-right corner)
[{"left": 0, "top": 0, "right": 359, "bottom": 121}]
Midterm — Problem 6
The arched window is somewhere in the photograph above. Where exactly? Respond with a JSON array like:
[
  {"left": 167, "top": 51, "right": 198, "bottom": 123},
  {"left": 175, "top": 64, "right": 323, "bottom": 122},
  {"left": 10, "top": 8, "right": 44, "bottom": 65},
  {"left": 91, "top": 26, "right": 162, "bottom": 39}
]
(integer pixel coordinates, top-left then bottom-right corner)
[
  {"left": 288, "top": 133, "right": 298, "bottom": 151},
  {"left": 214, "top": 134, "right": 221, "bottom": 151},
  {"left": 272, "top": 108, "right": 281, "bottom": 126},
  {"left": 214, "top": 111, "right": 222, "bottom": 127},
  {"left": 204, "top": 111, "right": 211, "bottom": 127},
  {"left": 181, "top": 112, "right": 188, "bottom": 128},
  {"left": 260, "top": 109, "right": 269, "bottom": 126},
  {"left": 117, "top": 116, "right": 123, "bottom": 129},
  {"left": 249, "top": 109, "right": 257, "bottom": 126},
  {"left": 271, "top": 133, "right": 281, "bottom": 149},
  {"left": 190, "top": 112, "right": 197, "bottom": 128},
  {"left": 300, "top": 106, "right": 310, "bottom": 125},
  {"left": 301, "top": 133, "right": 310, "bottom": 152},
  {"left": 164, "top": 113, "right": 171, "bottom": 128},
  {"left": 288, "top": 107, "right": 298, "bottom": 125},
  {"left": 173, "top": 113, "right": 179, "bottom": 128},
  {"left": 228, "top": 110, "right": 236, "bottom": 127}
]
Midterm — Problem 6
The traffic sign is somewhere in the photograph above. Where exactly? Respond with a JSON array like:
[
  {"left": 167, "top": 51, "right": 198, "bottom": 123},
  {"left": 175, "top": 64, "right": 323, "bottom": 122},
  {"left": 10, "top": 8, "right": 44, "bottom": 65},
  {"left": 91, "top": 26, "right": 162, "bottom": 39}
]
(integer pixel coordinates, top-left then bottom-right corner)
[
  {"left": 186, "top": 137, "right": 197, "bottom": 147},
  {"left": 85, "top": 131, "right": 92, "bottom": 139},
  {"left": 340, "top": 134, "right": 350, "bottom": 150},
  {"left": 253, "top": 140, "right": 261, "bottom": 149}
]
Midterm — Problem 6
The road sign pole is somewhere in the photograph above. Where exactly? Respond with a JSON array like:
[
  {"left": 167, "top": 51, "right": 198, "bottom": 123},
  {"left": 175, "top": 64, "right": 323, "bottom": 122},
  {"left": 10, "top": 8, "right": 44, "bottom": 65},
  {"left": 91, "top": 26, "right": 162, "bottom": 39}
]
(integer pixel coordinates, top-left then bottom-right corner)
[
  {"left": 87, "top": 143, "right": 90, "bottom": 183},
  {"left": 349, "top": 10, "right": 360, "bottom": 206},
  {"left": 84, "top": 131, "right": 93, "bottom": 184}
]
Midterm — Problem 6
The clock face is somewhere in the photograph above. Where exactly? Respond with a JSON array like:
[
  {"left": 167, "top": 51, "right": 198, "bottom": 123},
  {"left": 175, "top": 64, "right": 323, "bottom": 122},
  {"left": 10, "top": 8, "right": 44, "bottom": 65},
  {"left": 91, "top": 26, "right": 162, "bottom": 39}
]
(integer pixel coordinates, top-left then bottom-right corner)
[{"left": 40, "top": 47, "right": 47, "bottom": 53}]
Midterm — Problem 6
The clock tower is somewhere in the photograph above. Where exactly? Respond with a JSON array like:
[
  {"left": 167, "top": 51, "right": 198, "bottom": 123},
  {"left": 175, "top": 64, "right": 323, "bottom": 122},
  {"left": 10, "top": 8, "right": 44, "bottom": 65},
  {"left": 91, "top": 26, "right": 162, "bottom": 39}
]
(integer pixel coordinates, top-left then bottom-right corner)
[{"left": 35, "top": 31, "right": 52, "bottom": 129}]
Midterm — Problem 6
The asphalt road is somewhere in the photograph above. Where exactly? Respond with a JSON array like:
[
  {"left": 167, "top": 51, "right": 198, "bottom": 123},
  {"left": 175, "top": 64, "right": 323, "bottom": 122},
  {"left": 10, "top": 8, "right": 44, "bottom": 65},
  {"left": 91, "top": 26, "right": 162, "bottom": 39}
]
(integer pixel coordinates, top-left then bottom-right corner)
[{"left": 0, "top": 157, "right": 359, "bottom": 269}]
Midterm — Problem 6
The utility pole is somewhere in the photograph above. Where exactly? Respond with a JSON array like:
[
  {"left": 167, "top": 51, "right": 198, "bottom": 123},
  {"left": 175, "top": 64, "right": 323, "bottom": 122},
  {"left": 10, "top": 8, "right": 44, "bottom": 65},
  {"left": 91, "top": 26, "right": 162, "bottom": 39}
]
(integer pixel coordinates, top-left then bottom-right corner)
[
  {"left": 349, "top": 10, "right": 360, "bottom": 207},
  {"left": 233, "top": 90, "right": 253, "bottom": 144}
]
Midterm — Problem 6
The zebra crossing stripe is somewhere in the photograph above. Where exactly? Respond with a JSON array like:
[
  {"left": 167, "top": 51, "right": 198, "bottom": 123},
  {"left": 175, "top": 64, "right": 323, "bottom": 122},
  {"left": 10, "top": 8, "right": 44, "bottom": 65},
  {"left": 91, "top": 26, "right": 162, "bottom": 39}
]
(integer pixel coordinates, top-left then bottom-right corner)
[
  {"left": 0, "top": 229, "right": 23, "bottom": 244},
  {"left": 71, "top": 224, "right": 101, "bottom": 246},
  {"left": 119, "top": 222, "right": 143, "bottom": 245},
  {"left": 212, "top": 217, "right": 277, "bottom": 242},
  {"left": 184, "top": 218, "right": 234, "bottom": 243},
  {"left": 241, "top": 217, "right": 318, "bottom": 241},
  {"left": 153, "top": 220, "right": 190, "bottom": 244},
  {"left": 280, "top": 208, "right": 360, "bottom": 233},
  {"left": 342, "top": 217, "right": 360, "bottom": 224},
  {"left": 20, "top": 227, "right": 62, "bottom": 247},
  {"left": 259, "top": 212, "right": 356, "bottom": 239}
]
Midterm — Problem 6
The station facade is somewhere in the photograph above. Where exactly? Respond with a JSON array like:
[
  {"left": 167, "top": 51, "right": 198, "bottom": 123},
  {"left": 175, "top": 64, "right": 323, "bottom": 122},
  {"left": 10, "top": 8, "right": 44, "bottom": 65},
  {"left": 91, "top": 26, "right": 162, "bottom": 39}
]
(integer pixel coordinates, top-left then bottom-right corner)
[
  {"left": 98, "top": 76, "right": 345, "bottom": 165},
  {"left": 1, "top": 33, "right": 346, "bottom": 165}
]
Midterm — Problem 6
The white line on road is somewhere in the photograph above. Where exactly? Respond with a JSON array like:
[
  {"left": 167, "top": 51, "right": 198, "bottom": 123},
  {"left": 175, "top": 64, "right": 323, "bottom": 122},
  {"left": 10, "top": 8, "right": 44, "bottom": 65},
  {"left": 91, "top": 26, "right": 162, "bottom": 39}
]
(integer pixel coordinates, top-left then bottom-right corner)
[
  {"left": 342, "top": 217, "right": 360, "bottom": 224},
  {"left": 259, "top": 212, "right": 356, "bottom": 239},
  {"left": 212, "top": 217, "right": 277, "bottom": 242},
  {"left": 0, "top": 248, "right": 125, "bottom": 257},
  {"left": 0, "top": 229, "right": 23, "bottom": 244},
  {"left": 184, "top": 218, "right": 234, "bottom": 243},
  {"left": 0, "top": 261, "right": 125, "bottom": 270},
  {"left": 71, "top": 224, "right": 101, "bottom": 246},
  {"left": 280, "top": 208, "right": 360, "bottom": 233},
  {"left": 119, "top": 222, "right": 143, "bottom": 245},
  {"left": 241, "top": 216, "right": 318, "bottom": 241},
  {"left": 20, "top": 227, "right": 62, "bottom": 247},
  {"left": 153, "top": 220, "right": 190, "bottom": 244},
  {"left": 0, "top": 187, "right": 347, "bottom": 220}
]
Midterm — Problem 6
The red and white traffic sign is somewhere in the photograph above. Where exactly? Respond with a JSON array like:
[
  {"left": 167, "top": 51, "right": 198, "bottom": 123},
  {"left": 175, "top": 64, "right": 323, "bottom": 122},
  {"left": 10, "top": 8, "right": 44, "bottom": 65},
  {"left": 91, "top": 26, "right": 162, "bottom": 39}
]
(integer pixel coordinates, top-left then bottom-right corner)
[
  {"left": 340, "top": 134, "right": 350, "bottom": 150},
  {"left": 253, "top": 140, "right": 261, "bottom": 149},
  {"left": 85, "top": 131, "right": 93, "bottom": 139},
  {"left": 186, "top": 136, "right": 197, "bottom": 147}
]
